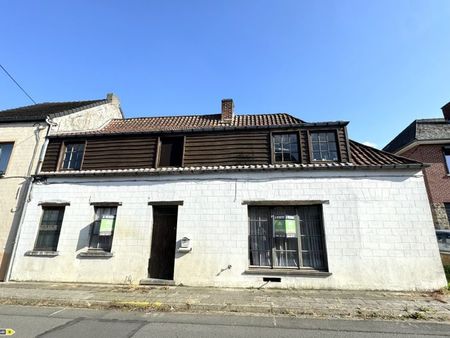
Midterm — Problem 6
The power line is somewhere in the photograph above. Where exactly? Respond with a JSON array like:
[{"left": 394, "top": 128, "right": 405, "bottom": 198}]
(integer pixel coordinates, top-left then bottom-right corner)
[{"left": 0, "top": 63, "right": 36, "bottom": 104}]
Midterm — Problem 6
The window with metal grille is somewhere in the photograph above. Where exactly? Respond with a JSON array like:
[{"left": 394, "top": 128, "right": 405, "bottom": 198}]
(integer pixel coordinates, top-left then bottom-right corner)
[
  {"left": 34, "top": 207, "right": 65, "bottom": 251},
  {"left": 0, "top": 142, "right": 14, "bottom": 174},
  {"left": 273, "top": 133, "right": 299, "bottom": 163},
  {"left": 248, "top": 205, "right": 327, "bottom": 270},
  {"left": 89, "top": 206, "right": 117, "bottom": 252},
  {"left": 311, "top": 131, "right": 338, "bottom": 161},
  {"left": 61, "top": 142, "right": 85, "bottom": 170}
]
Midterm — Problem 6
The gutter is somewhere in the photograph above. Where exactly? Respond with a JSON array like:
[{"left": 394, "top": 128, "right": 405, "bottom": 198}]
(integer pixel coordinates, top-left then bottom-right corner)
[{"left": 34, "top": 163, "right": 426, "bottom": 179}]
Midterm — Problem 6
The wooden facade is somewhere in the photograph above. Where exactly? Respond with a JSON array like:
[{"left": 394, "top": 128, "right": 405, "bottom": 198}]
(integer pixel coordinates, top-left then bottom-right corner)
[{"left": 41, "top": 126, "right": 352, "bottom": 171}]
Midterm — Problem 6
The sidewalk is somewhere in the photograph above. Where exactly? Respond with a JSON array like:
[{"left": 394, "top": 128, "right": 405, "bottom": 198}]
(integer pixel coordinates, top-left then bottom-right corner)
[{"left": 0, "top": 282, "right": 449, "bottom": 321}]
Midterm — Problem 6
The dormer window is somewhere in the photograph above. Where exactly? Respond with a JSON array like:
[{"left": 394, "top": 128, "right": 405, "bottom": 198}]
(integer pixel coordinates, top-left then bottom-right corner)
[
  {"left": 61, "top": 142, "right": 85, "bottom": 170},
  {"left": 311, "top": 131, "right": 338, "bottom": 161},
  {"left": 158, "top": 137, "right": 184, "bottom": 167},
  {"left": 272, "top": 133, "right": 299, "bottom": 163}
]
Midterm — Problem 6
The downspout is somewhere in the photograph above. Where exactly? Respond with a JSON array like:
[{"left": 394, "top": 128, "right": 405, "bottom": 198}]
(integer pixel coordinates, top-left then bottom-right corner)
[{"left": 4, "top": 117, "right": 55, "bottom": 281}]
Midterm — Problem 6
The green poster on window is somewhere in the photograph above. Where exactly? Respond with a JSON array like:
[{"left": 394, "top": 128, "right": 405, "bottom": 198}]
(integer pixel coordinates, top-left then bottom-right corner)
[
  {"left": 285, "top": 216, "right": 297, "bottom": 238},
  {"left": 274, "top": 215, "right": 296, "bottom": 237},
  {"left": 99, "top": 215, "right": 114, "bottom": 236},
  {"left": 274, "top": 217, "right": 285, "bottom": 237}
]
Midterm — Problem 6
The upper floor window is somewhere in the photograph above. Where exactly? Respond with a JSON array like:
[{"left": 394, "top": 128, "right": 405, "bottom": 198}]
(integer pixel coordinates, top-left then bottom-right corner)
[
  {"left": 311, "top": 131, "right": 338, "bottom": 161},
  {"left": 444, "top": 147, "right": 450, "bottom": 173},
  {"left": 273, "top": 133, "right": 299, "bottom": 163},
  {"left": 34, "top": 207, "right": 65, "bottom": 251},
  {"left": 158, "top": 137, "right": 184, "bottom": 167},
  {"left": 89, "top": 206, "right": 118, "bottom": 252},
  {"left": 61, "top": 142, "right": 85, "bottom": 170},
  {"left": 0, "top": 142, "right": 14, "bottom": 175}
]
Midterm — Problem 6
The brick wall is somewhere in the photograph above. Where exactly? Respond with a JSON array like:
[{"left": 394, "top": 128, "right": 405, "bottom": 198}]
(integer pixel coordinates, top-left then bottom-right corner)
[
  {"left": 401, "top": 144, "right": 450, "bottom": 228},
  {"left": 9, "top": 170, "right": 447, "bottom": 291}
]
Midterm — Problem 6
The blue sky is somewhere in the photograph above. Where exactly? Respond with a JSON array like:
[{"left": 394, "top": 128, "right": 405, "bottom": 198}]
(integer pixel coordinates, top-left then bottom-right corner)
[{"left": 1, "top": 1, "right": 450, "bottom": 148}]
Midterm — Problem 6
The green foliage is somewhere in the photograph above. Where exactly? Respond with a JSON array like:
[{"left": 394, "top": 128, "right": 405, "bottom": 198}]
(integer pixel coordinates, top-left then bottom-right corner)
[{"left": 444, "top": 265, "right": 450, "bottom": 281}]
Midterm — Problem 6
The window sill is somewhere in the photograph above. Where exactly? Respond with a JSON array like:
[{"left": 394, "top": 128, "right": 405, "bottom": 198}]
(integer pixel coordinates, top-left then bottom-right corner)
[
  {"left": 78, "top": 250, "right": 113, "bottom": 258},
  {"left": 244, "top": 268, "right": 331, "bottom": 277},
  {"left": 25, "top": 250, "right": 59, "bottom": 257}
]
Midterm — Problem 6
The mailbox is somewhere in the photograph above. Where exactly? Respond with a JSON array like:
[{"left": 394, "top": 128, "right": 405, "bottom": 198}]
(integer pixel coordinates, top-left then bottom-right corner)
[{"left": 178, "top": 237, "right": 192, "bottom": 253}]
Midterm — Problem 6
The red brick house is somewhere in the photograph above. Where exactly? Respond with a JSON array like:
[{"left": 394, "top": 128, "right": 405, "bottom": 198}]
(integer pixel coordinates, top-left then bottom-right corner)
[{"left": 384, "top": 104, "right": 450, "bottom": 229}]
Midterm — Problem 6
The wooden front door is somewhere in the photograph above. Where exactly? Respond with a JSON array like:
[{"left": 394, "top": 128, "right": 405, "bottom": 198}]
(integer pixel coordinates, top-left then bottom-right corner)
[{"left": 148, "top": 206, "right": 178, "bottom": 280}]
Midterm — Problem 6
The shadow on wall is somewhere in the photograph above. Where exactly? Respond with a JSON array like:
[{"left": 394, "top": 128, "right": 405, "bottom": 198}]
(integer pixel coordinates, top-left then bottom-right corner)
[{"left": 76, "top": 223, "right": 92, "bottom": 251}]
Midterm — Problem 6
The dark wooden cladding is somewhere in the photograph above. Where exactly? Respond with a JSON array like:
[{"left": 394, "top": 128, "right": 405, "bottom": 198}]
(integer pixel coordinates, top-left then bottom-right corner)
[
  {"left": 82, "top": 136, "right": 157, "bottom": 170},
  {"left": 41, "top": 140, "right": 62, "bottom": 172},
  {"left": 184, "top": 131, "right": 270, "bottom": 166},
  {"left": 336, "top": 127, "right": 350, "bottom": 163},
  {"left": 299, "top": 130, "right": 310, "bottom": 164},
  {"left": 40, "top": 126, "right": 352, "bottom": 172}
]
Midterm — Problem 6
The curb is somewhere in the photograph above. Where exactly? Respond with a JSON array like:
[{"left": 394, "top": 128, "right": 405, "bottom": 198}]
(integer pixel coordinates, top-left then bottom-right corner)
[{"left": 0, "top": 297, "right": 449, "bottom": 322}]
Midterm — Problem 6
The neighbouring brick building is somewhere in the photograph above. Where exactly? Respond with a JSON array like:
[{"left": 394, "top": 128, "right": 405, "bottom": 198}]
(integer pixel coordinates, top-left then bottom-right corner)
[
  {"left": 384, "top": 104, "right": 450, "bottom": 229},
  {"left": 8, "top": 99, "right": 446, "bottom": 291}
]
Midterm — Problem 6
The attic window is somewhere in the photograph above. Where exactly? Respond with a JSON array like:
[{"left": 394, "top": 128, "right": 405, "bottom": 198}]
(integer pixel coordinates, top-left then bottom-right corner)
[
  {"left": 444, "top": 147, "right": 450, "bottom": 173},
  {"left": 158, "top": 137, "right": 184, "bottom": 167},
  {"left": 61, "top": 142, "right": 85, "bottom": 170},
  {"left": 272, "top": 133, "right": 299, "bottom": 163},
  {"left": 311, "top": 131, "right": 339, "bottom": 161}
]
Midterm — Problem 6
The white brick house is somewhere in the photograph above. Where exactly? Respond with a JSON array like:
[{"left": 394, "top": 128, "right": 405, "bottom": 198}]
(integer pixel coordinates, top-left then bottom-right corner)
[{"left": 7, "top": 100, "right": 448, "bottom": 290}]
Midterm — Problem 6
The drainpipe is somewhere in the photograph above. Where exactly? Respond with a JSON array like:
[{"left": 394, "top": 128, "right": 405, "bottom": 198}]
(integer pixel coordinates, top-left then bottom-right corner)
[{"left": 4, "top": 117, "right": 55, "bottom": 282}]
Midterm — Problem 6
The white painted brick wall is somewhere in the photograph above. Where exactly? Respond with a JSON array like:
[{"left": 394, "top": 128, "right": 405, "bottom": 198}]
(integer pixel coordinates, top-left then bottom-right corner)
[{"left": 9, "top": 170, "right": 447, "bottom": 290}]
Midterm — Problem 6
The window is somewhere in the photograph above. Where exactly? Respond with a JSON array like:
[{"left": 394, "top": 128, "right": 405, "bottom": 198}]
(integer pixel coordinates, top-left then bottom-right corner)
[
  {"left": 89, "top": 206, "right": 117, "bottom": 252},
  {"left": 158, "top": 137, "right": 184, "bottom": 167},
  {"left": 248, "top": 205, "right": 327, "bottom": 270},
  {"left": 311, "top": 131, "right": 339, "bottom": 161},
  {"left": 0, "top": 142, "right": 14, "bottom": 174},
  {"left": 273, "top": 133, "right": 299, "bottom": 162},
  {"left": 444, "top": 148, "right": 450, "bottom": 173},
  {"left": 61, "top": 142, "right": 85, "bottom": 170},
  {"left": 34, "top": 207, "right": 65, "bottom": 251}
]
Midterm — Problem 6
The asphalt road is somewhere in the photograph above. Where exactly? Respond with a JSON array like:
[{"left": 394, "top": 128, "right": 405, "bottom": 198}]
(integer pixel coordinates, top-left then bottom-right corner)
[{"left": 0, "top": 305, "right": 449, "bottom": 338}]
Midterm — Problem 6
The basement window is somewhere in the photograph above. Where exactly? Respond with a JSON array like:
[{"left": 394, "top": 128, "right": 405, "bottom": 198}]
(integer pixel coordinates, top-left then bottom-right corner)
[
  {"left": 60, "top": 142, "right": 85, "bottom": 170},
  {"left": 0, "top": 142, "right": 14, "bottom": 175},
  {"left": 248, "top": 205, "right": 327, "bottom": 271},
  {"left": 158, "top": 137, "right": 184, "bottom": 167}
]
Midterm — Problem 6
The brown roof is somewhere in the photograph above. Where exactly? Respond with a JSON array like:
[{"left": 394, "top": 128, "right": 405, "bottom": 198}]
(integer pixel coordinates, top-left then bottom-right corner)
[
  {"left": 0, "top": 99, "right": 106, "bottom": 122},
  {"left": 98, "top": 113, "right": 303, "bottom": 134},
  {"left": 350, "top": 140, "right": 421, "bottom": 166}
]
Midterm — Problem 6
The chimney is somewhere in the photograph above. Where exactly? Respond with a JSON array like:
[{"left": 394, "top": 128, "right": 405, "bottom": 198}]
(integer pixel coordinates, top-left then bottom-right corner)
[
  {"left": 442, "top": 102, "right": 450, "bottom": 121},
  {"left": 106, "top": 93, "right": 120, "bottom": 108},
  {"left": 221, "top": 99, "right": 234, "bottom": 123}
]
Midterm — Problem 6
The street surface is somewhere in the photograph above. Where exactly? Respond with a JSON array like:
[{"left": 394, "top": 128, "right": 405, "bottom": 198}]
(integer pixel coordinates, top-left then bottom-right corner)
[{"left": 0, "top": 305, "right": 449, "bottom": 337}]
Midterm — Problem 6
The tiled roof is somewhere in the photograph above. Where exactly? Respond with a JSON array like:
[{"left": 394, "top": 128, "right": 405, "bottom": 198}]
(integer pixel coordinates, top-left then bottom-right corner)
[
  {"left": 350, "top": 140, "right": 420, "bottom": 166},
  {"left": 97, "top": 113, "right": 304, "bottom": 134},
  {"left": 0, "top": 99, "right": 106, "bottom": 122},
  {"left": 38, "top": 159, "right": 423, "bottom": 178}
]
